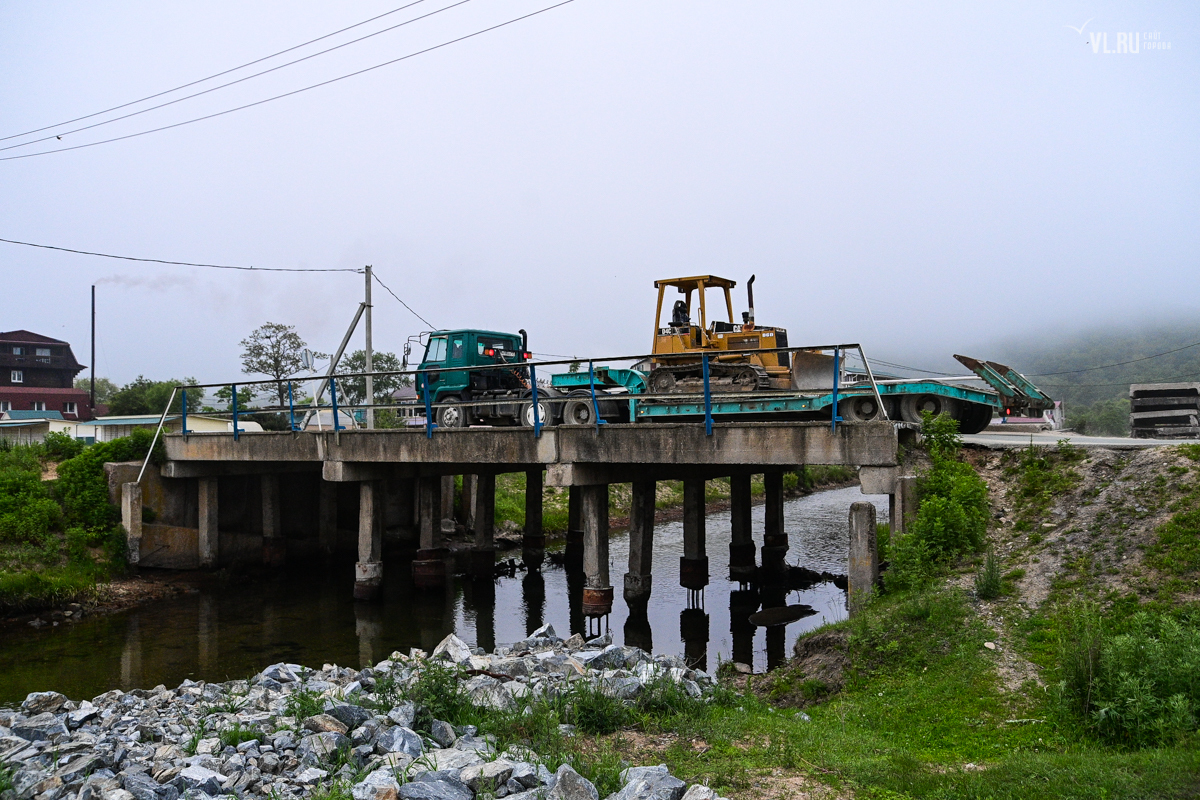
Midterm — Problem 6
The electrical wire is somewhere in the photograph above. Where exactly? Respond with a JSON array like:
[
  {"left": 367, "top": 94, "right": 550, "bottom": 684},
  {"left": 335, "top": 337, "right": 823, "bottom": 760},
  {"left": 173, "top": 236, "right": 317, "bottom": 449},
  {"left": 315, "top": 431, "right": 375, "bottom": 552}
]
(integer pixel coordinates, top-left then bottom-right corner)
[
  {"left": 1, "top": 0, "right": 473, "bottom": 153},
  {"left": 866, "top": 358, "right": 957, "bottom": 376},
  {"left": 1039, "top": 372, "right": 1200, "bottom": 388},
  {"left": 0, "top": 0, "right": 433, "bottom": 143},
  {"left": 0, "top": 0, "right": 579, "bottom": 162},
  {"left": 0, "top": 237, "right": 361, "bottom": 272},
  {"left": 372, "top": 271, "right": 436, "bottom": 329},
  {"left": 1027, "top": 341, "right": 1200, "bottom": 376}
]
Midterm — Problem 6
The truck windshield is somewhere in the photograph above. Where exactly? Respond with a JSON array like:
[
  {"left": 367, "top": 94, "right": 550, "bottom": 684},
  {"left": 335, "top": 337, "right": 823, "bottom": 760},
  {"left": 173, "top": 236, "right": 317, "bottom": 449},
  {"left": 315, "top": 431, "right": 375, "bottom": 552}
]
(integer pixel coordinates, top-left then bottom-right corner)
[{"left": 425, "top": 336, "right": 447, "bottom": 362}]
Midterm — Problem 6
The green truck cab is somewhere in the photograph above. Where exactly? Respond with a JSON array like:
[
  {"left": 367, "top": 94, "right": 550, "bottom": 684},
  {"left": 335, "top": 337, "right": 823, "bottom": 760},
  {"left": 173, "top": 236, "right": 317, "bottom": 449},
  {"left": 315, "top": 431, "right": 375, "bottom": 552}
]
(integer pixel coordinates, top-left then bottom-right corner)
[{"left": 416, "top": 329, "right": 557, "bottom": 428}]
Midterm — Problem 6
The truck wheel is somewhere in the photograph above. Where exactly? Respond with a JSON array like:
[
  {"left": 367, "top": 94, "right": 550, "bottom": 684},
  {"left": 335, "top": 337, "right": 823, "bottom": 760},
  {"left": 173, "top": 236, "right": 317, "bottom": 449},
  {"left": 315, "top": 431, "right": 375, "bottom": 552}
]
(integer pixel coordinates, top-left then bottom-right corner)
[
  {"left": 957, "top": 403, "right": 994, "bottom": 434},
  {"left": 562, "top": 398, "right": 594, "bottom": 425},
  {"left": 521, "top": 399, "right": 554, "bottom": 428},
  {"left": 435, "top": 396, "right": 467, "bottom": 428},
  {"left": 900, "top": 393, "right": 957, "bottom": 424},
  {"left": 838, "top": 395, "right": 884, "bottom": 422}
]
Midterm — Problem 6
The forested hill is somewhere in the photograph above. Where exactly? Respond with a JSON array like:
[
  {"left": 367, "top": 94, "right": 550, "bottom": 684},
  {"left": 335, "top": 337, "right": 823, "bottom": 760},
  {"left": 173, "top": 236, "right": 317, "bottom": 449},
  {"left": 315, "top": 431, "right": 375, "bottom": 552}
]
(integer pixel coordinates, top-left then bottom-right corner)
[{"left": 993, "top": 321, "right": 1200, "bottom": 408}]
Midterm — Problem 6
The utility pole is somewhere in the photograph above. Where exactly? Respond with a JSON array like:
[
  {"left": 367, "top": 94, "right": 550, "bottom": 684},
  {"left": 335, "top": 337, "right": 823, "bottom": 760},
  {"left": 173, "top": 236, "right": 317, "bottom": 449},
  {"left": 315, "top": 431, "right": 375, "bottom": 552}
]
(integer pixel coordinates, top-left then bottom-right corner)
[
  {"left": 90, "top": 285, "right": 96, "bottom": 415},
  {"left": 364, "top": 265, "right": 374, "bottom": 430}
]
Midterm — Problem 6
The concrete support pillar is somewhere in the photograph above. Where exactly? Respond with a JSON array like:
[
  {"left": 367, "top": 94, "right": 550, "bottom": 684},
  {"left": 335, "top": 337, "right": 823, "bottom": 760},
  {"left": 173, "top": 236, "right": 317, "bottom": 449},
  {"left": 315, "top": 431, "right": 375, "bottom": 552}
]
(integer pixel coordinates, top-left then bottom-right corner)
[
  {"left": 848, "top": 501, "right": 879, "bottom": 614},
  {"left": 761, "top": 470, "right": 788, "bottom": 575},
  {"left": 461, "top": 474, "right": 478, "bottom": 530},
  {"left": 624, "top": 480, "right": 656, "bottom": 601},
  {"left": 414, "top": 476, "right": 446, "bottom": 587},
  {"left": 523, "top": 469, "right": 545, "bottom": 570},
  {"left": 565, "top": 485, "right": 584, "bottom": 571},
  {"left": 681, "top": 606, "right": 710, "bottom": 673},
  {"left": 319, "top": 481, "right": 337, "bottom": 555},
  {"left": 891, "top": 475, "right": 918, "bottom": 536},
  {"left": 261, "top": 474, "right": 284, "bottom": 566},
  {"left": 121, "top": 482, "right": 142, "bottom": 568},
  {"left": 471, "top": 473, "right": 496, "bottom": 577},
  {"left": 440, "top": 475, "right": 456, "bottom": 534},
  {"left": 580, "top": 484, "right": 612, "bottom": 617},
  {"left": 523, "top": 571, "right": 546, "bottom": 636},
  {"left": 624, "top": 598, "right": 652, "bottom": 653},
  {"left": 728, "top": 473, "right": 755, "bottom": 580},
  {"left": 680, "top": 477, "right": 708, "bottom": 589},
  {"left": 730, "top": 587, "right": 759, "bottom": 671},
  {"left": 198, "top": 477, "right": 218, "bottom": 569},
  {"left": 354, "top": 480, "right": 383, "bottom": 600},
  {"left": 355, "top": 603, "right": 382, "bottom": 668}
]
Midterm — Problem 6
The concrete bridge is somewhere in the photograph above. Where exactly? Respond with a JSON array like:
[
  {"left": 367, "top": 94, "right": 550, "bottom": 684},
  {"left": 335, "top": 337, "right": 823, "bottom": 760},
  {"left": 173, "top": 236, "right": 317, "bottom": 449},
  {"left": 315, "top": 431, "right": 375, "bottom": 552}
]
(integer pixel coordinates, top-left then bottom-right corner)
[{"left": 115, "top": 420, "right": 911, "bottom": 618}]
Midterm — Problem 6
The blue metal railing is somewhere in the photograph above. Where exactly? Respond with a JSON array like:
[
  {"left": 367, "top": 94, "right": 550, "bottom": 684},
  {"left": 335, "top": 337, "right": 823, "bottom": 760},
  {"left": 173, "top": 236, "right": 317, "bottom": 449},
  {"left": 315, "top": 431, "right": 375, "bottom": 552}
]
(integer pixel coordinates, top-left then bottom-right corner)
[{"left": 588, "top": 361, "right": 607, "bottom": 433}]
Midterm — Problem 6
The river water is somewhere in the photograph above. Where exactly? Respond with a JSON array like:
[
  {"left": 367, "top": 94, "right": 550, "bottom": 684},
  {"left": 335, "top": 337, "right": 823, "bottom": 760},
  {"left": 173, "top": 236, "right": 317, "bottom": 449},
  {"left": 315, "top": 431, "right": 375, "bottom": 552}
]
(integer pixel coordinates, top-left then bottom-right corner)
[{"left": 0, "top": 486, "right": 887, "bottom": 705}]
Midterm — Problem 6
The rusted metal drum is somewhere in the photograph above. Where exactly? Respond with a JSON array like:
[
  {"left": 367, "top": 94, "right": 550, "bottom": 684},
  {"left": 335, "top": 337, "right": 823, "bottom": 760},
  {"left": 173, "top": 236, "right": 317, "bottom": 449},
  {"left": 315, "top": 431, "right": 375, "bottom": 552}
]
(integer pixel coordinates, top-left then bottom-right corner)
[
  {"left": 582, "top": 586, "right": 613, "bottom": 617},
  {"left": 679, "top": 556, "right": 709, "bottom": 590},
  {"left": 412, "top": 548, "right": 448, "bottom": 588}
]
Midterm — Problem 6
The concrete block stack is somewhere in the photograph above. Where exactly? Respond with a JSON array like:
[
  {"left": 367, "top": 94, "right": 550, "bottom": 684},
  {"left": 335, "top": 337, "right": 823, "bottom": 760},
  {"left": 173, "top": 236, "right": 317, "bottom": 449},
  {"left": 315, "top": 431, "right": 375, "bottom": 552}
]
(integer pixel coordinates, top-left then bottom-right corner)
[{"left": 1129, "top": 383, "right": 1200, "bottom": 439}]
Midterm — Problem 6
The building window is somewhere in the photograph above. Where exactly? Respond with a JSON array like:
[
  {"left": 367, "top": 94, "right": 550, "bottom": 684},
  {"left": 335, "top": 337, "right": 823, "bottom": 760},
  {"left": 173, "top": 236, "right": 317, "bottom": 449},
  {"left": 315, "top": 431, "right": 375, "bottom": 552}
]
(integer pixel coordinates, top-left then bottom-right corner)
[
  {"left": 32, "top": 401, "right": 46, "bottom": 411},
  {"left": 0, "top": 401, "right": 10, "bottom": 412},
  {"left": 11, "top": 347, "right": 23, "bottom": 355},
  {"left": 35, "top": 347, "right": 51, "bottom": 356},
  {"left": 10, "top": 370, "right": 22, "bottom": 383},
  {"left": 64, "top": 401, "right": 77, "bottom": 415}
]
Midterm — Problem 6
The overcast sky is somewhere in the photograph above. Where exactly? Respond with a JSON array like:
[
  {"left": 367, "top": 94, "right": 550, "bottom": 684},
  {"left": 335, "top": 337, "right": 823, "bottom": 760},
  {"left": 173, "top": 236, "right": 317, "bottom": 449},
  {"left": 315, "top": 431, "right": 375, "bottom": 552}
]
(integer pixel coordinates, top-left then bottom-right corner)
[{"left": 1, "top": 2, "right": 1196, "bottom": 388}]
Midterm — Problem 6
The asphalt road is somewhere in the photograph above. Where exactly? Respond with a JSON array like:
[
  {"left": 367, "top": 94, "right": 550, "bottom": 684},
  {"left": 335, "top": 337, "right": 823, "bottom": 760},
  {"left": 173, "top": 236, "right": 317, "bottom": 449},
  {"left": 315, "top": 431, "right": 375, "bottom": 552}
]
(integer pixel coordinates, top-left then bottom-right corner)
[{"left": 962, "top": 429, "right": 1200, "bottom": 449}]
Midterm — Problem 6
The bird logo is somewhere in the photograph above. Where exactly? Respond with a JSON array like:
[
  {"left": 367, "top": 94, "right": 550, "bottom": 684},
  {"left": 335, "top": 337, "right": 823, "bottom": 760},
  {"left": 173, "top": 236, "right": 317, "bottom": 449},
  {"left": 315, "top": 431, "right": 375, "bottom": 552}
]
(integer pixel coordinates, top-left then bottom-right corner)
[{"left": 1065, "top": 18, "right": 1093, "bottom": 34}]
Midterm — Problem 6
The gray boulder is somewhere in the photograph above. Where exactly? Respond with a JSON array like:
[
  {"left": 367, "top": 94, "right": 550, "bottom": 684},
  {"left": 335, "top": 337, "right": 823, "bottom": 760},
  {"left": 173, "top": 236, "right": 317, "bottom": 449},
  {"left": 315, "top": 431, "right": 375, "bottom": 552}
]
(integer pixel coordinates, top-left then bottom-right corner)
[
  {"left": 304, "top": 714, "right": 349, "bottom": 735},
  {"left": 327, "top": 704, "right": 373, "bottom": 731},
  {"left": 176, "top": 765, "right": 224, "bottom": 796},
  {"left": 12, "top": 712, "right": 68, "bottom": 742},
  {"left": 430, "top": 634, "right": 472, "bottom": 665},
  {"left": 611, "top": 766, "right": 686, "bottom": 800},
  {"left": 430, "top": 720, "right": 456, "bottom": 749},
  {"left": 397, "top": 773, "right": 473, "bottom": 800},
  {"left": 680, "top": 787, "right": 720, "bottom": 800},
  {"left": 22, "top": 691, "right": 68, "bottom": 714},
  {"left": 374, "top": 726, "right": 422, "bottom": 758},
  {"left": 548, "top": 764, "right": 598, "bottom": 800},
  {"left": 352, "top": 768, "right": 401, "bottom": 800},
  {"left": 510, "top": 762, "right": 539, "bottom": 789},
  {"left": 459, "top": 759, "right": 514, "bottom": 793},
  {"left": 298, "top": 731, "right": 351, "bottom": 764},
  {"left": 387, "top": 703, "right": 416, "bottom": 729}
]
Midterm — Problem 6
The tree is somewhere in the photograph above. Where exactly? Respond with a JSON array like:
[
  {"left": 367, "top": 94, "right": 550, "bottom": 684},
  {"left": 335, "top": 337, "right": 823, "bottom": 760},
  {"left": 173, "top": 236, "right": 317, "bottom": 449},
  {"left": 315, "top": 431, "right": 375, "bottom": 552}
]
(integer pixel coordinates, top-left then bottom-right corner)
[
  {"left": 336, "top": 349, "right": 404, "bottom": 406},
  {"left": 239, "top": 323, "right": 325, "bottom": 407},
  {"left": 73, "top": 376, "right": 119, "bottom": 403},
  {"left": 214, "top": 385, "right": 258, "bottom": 409},
  {"left": 109, "top": 377, "right": 201, "bottom": 415}
]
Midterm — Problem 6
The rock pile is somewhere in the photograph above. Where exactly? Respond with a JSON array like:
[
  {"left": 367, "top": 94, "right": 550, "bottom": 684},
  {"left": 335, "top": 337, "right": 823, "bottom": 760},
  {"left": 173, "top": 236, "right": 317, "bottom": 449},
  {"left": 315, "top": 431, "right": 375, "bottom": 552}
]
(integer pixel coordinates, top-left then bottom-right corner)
[{"left": 0, "top": 626, "right": 728, "bottom": 800}]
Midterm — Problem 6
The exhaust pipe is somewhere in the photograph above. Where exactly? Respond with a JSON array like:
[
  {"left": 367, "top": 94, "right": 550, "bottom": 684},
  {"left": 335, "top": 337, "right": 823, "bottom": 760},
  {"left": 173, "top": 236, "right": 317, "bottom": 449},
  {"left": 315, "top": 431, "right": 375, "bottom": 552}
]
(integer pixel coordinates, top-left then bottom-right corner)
[
  {"left": 518, "top": 329, "right": 528, "bottom": 354},
  {"left": 743, "top": 274, "right": 756, "bottom": 325}
]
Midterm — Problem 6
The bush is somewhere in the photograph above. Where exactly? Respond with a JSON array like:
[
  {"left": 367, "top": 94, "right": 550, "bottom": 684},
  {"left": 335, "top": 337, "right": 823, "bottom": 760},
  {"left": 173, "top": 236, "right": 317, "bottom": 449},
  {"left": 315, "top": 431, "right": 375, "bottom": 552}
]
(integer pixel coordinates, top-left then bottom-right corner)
[
  {"left": 56, "top": 429, "right": 156, "bottom": 532},
  {"left": 975, "top": 548, "right": 1002, "bottom": 600},
  {"left": 42, "top": 431, "right": 83, "bottom": 461},
  {"left": 886, "top": 412, "right": 990, "bottom": 590},
  {"left": 0, "top": 468, "right": 61, "bottom": 544},
  {"left": 1057, "top": 604, "right": 1200, "bottom": 747}
]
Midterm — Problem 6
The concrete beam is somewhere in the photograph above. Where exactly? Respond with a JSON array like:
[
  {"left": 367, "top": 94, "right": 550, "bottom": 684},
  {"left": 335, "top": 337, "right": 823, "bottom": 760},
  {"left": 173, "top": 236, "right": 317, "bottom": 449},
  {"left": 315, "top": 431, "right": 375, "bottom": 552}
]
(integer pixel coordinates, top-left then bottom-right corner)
[
  {"left": 121, "top": 482, "right": 142, "bottom": 568},
  {"left": 160, "top": 461, "right": 316, "bottom": 478},
  {"left": 859, "top": 465, "right": 900, "bottom": 495},
  {"left": 323, "top": 461, "right": 404, "bottom": 483}
]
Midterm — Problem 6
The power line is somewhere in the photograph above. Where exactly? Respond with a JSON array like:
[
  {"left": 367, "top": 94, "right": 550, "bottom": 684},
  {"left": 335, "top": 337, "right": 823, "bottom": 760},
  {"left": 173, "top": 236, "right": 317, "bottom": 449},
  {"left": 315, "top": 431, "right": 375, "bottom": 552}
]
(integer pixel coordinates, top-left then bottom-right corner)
[
  {"left": 0, "top": 0, "right": 433, "bottom": 143},
  {"left": 0, "top": 236, "right": 360, "bottom": 272},
  {"left": 372, "top": 271, "right": 436, "bottom": 329},
  {"left": 0, "top": 0, "right": 579, "bottom": 162},
  {"left": 1040, "top": 371, "right": 1200, "bottom": 388},
  {"left": 1, "top": 0, "right": 473, "bottom": 153},
  {"left": 867, "top": 358, "right": 957, "bottom": 376},
  {"left": 1028, "top": 341, "right": 1200, "bottom": 376}
]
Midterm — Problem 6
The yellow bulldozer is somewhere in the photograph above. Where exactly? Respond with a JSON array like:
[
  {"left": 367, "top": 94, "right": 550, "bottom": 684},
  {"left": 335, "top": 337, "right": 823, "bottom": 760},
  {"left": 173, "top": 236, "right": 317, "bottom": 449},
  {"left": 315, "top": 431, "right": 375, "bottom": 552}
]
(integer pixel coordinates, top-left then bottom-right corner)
[{"left": 648, "top": 275, "right": 798, "bottom": 394}]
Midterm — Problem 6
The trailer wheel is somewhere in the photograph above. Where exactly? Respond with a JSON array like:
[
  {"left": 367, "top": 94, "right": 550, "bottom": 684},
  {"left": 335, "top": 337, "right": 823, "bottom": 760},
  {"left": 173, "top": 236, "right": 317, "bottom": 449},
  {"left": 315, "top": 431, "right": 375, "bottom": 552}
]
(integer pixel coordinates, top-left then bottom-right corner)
[
  {"left": 838, "top": 395, "right": 885, "bottom": 422},
  {"left": 900, "top": 393, "right": 958, "bottom": 424},
  {"left": 521, "top": 399, "right": 554, "bottom": 428},
  {"left": 956, "top": 402, "right": 994, "bottom": 434},
  {"left": 435, "top": 396, "right": 467, "bottom": 428},
  {"left": 562, "top": 398, "right": 595, "bottom": 425}
]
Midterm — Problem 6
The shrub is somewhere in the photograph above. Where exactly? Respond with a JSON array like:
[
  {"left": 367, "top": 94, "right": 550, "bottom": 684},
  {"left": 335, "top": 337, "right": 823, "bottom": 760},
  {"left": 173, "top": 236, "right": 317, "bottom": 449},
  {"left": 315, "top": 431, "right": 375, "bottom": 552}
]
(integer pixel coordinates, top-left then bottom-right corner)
[
  {"left": 56, "top": 429, "right": 156, "bottom": 532},
  {"left": 0, "top": 468, "right": 61, "bottom": 544},
  {"left": 568, "top": 681, "right": 631, "bottom": 735},
  {"left": 975, "top": 548, "right": 1002, "bottom": 600},
  {"left": 885, "top": 412, "right": 989, "bottom": 590},
  {"left": 42, "top": 431, "right": 83, "bottom": 461}
]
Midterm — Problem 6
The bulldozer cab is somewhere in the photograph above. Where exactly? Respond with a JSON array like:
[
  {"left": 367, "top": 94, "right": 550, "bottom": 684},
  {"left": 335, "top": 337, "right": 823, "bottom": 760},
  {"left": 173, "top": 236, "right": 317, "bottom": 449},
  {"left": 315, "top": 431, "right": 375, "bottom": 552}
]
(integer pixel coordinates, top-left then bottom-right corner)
[{"left": 653, "top": 275, "right": 736, "bottom": 352}]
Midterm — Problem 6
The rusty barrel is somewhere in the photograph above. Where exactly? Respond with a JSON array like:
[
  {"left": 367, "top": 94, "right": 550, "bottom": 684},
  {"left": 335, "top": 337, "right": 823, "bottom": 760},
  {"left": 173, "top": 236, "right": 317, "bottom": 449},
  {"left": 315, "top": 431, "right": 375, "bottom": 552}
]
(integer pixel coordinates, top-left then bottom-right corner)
[
  {"left": 412, "top": 548, "right": 448, "bottom": 588},
  {"left": 679, "top": 556, "right": 709, "bottom": 590},
  {"left": 582, "top": 586, "right": 613, "bottom": 617}
]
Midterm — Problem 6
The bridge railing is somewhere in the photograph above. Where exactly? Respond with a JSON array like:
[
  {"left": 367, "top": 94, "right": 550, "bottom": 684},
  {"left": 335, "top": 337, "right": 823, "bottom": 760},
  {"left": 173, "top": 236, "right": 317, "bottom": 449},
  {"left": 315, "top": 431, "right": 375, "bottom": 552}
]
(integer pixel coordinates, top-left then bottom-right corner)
[{"left": 139, "top": 342, "right": 888, "bottom": 476}]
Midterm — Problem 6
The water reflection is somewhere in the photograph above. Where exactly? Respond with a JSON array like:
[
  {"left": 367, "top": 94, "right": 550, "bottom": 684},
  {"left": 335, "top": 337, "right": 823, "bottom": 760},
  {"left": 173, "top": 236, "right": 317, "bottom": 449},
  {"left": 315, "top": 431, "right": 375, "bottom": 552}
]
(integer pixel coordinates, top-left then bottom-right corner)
[{"left": 0, "top": 487, "right": 887, "bottom": 704}]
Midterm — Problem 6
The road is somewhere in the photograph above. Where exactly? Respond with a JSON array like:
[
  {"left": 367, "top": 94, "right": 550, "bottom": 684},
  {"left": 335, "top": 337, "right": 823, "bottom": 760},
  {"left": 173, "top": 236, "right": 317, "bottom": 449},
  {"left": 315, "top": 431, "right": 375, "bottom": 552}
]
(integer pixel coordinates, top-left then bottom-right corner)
[{"left": 962, "top": 429, "right": 1200, "bottom": 449}]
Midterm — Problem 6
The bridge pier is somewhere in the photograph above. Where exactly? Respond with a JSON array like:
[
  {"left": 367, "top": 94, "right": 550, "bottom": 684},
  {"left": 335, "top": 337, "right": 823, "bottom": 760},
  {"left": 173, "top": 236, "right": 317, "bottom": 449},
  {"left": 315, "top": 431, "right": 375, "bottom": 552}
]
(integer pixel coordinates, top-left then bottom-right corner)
[
  {"left": 728, "top": 473, "right": 755, "bottom": 581},
  {"left": 761, "top": 470, "right": 788, "bottom": 576},
  {"left": 471, "top": 473, "right": 496, "bottom": 577},
  {"left": 681, "top": 601, "right": 709, "bottom": 673},
  {"left": 730, "top": 586, "right": 759, "bottom": 670},
  {"left": 848, "top": 501, "right": 880, "bottom": 613},
  {"left": 198, "top": 477, "right": 218, "bottom": 568},
  {"left": 261, "top": 474, "right": 285, "bottom": 566},
  {"left": 892, "top": 475, "right": 917, "bottom": 536},
  {"left": 565, "top": 486, "right": 584, "bottom": 570},
  {"left": 523, "top": 468, "right": 545, "bottom": 570},
  {"left": 461, "top": 474, "right": 477, "bottom": 530},
  {"left": 355, "top": 479, "right": 383, "bottom": 600},
  {"left": 680, "top": 477, "right": 709, "bottom": 590},
  {"left": 318, "top": 481, "right": 337, "bottom": 555},
  {"left": 440, "top": 475, "right": 456, "bottom": 534},
  {"left": 413, "top": 476, "right": 447, "bottom": 587},
  {"left": 580, "top": 483, "right": 612, "bottom": 619},
  {"left": 623, "top": 480, "right": 655, "bottom": 601}
]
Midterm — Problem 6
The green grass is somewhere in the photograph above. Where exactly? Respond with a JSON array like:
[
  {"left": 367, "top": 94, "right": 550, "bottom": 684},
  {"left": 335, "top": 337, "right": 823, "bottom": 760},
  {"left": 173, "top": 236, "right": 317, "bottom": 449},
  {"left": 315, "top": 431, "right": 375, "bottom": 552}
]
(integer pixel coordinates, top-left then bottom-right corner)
[{"left": 219, "top": 721, "right": 262, "bottom": 749}]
